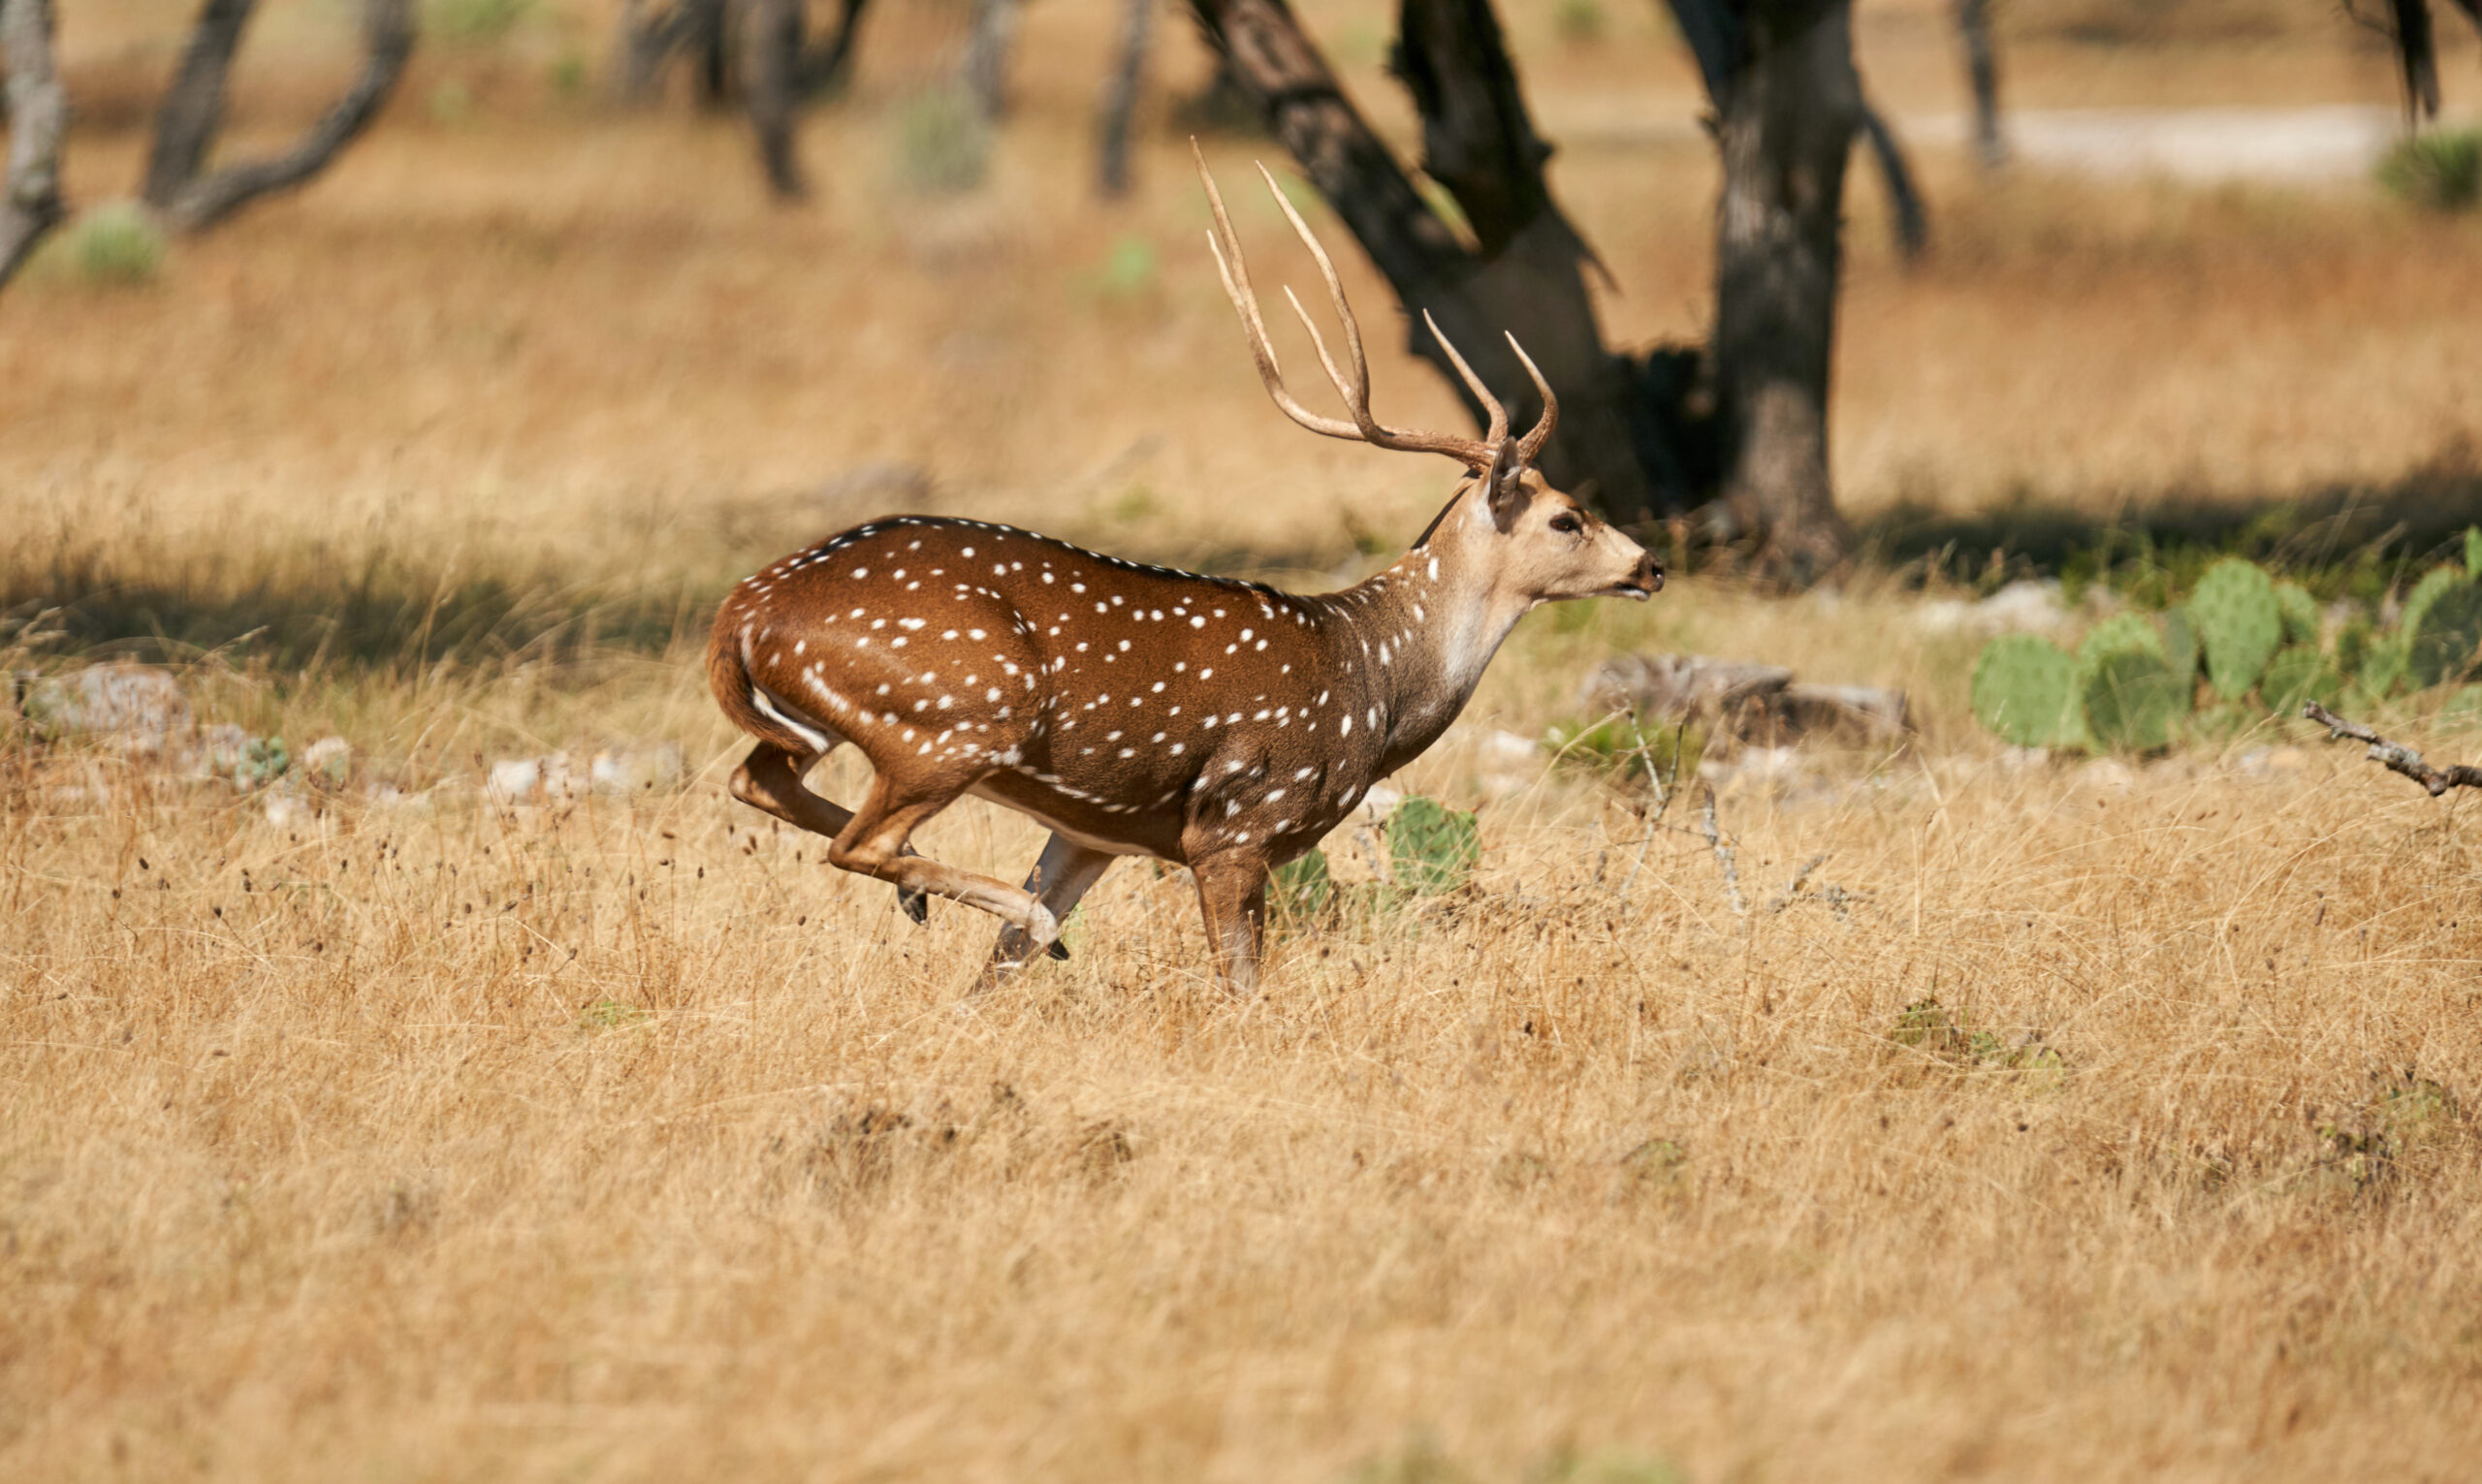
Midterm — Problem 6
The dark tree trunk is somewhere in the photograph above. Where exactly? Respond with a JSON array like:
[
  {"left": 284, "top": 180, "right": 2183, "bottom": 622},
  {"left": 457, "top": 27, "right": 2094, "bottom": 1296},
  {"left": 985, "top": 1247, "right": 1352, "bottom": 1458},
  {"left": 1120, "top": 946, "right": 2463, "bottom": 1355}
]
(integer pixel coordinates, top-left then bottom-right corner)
[
  {"left": 1858, "top": 97, "right": 1925, "bottom": 258},
  {"left": 1189, "top": 0, "right": 1656, "bottom": 517},
  {"left": 745, "top": 0, "right": 807, "bottom": 197},
  {"left": 1702, "top": 0, "right": 1859, "bottom": 578},
  {"left": 1956, "top": 0, "right": 2003, "bottom": 166},
  {"left": 143, "top": 0, "right": 254, "bottom": 209},
  {"left": 1096, "top": 0, "right": 1152, "bottom": 197},
  {"left": 799, "top": 0, "right": 873, "bottom": 96},
  {"left": 142, "top": 0, "right": 415, "bottom": 234},
  {"left": 0, "top": 0, "right": 66, "bottom": 290},
  {"left": 962, "top": 0, "right": 1025, "bottom": 121}
]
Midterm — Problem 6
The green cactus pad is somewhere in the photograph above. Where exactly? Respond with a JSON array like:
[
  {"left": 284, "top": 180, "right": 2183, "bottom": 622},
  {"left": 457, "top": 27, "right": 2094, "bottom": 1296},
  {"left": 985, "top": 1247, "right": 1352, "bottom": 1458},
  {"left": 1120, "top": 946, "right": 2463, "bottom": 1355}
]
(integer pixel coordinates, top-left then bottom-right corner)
[
  {"left": 2407, "top": 576, "right": 2482, "bottom": 689},
  {"left": 2077, "top": 613, "right": 2163, "bottom": 666},
  {"left": 2082, "top": 648, "right": 2184, "bottom": 752},
  {"left": 2466, "top": 526, "right": 2482, "bottom": 576},
  {"left": 2360, "top": 636, "right": 2409, "bottom": 698},
  {"left": 2189, "top": 558, "right": 2282, "bottom": 700},
  {"left": 1385, "top": 797, "right": 1480, "bottom": 896},
  {"left": 1270, "top": 848, "right": 1333, "bottom": 918},
  {"left": 2163, "top": 605, "right": 2201, "bottom": 683},
  {"left": 2275, "top": 582, "right": 2321, "bottom": 647},
  {"left": 2259, "top": 646, "right": 2340, "bottom": 714},
  {"left": 1970, "top": 635, "right": 2083, "bottom": 748}
]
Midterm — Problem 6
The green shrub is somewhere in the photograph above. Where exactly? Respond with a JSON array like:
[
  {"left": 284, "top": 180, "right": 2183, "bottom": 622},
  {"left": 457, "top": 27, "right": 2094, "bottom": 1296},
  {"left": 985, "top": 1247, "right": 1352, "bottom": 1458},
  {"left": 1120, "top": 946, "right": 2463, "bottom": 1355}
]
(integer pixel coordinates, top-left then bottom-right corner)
[
  {"left": 67, "top": 205, "right": 166, "bottom": 286},
  {"left": 430, "top": 0, "right": 531, "bottom": 44},
  {"left": 1543, "top": 715, "right": 1702, "bottom": 787},
  {"left": 2378, "top": 128, "right": 2482, "bottom": 212},
  {"left": 892, "top": 87, "right": 991, "bottom": 195}
]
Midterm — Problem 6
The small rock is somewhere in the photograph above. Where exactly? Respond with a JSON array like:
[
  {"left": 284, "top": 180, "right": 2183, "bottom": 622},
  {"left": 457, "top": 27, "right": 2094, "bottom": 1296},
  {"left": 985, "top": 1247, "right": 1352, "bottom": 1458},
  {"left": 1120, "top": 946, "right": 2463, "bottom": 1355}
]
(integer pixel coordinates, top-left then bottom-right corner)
[
  {"left": 1916, "top": 580, "right": 2070, "bottom": 636},
  {"left": 17, "top": 664, "right": 193, "bottom": 752},
  {"left": 590, "top": 742, "right": 684, "bottom": 795},
  {"left": 1999, "top": 745, "right": 2052, "bottom": 771},
  {"left": 487, "top": 757, "right": 543, "bottom": 804},
  {"left": 302, "top": 737, "right": 352, "bottom": 787},
  {"left": 2075, "top": 758, "right": 2135, "bottom": 793}
]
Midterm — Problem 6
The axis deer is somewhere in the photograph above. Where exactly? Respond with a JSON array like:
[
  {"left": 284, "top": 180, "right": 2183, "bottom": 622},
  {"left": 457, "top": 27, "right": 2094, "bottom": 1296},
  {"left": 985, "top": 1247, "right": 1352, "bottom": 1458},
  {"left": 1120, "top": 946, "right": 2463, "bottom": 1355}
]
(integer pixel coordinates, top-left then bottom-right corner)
[{"left": 707, "top": 150, "right": 1663, "bottom": 992}]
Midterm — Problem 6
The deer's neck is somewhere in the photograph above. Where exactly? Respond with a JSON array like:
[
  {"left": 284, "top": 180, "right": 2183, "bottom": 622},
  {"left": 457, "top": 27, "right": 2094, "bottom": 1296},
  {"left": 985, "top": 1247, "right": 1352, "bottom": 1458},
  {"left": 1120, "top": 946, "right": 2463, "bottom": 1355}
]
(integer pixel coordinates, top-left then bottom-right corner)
[{"left": 1323, "top": 523, "right": 1529, "bottom": 772}]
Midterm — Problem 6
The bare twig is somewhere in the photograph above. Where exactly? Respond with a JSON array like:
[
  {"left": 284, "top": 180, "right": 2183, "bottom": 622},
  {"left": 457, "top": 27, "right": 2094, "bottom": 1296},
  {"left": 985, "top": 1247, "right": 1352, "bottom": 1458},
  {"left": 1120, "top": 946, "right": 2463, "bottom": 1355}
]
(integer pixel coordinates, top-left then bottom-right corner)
[
  {"left": 1766, "top": 853, "right": 1827, "bottom": 912},
  {"left": 1698, "top": 786, "right": 1746, "bottom": 916},
  {"left": 2302, "top": 701, "right": 2482, "bottom": 797}
]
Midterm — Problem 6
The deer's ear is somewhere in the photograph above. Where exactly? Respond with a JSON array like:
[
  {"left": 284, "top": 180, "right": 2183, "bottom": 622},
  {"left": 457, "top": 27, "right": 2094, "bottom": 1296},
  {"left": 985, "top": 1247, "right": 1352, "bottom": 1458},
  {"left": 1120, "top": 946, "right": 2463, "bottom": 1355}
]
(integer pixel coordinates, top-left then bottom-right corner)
[{"left": 1484, "top": 443, "right": 1527, "bottom": 531}]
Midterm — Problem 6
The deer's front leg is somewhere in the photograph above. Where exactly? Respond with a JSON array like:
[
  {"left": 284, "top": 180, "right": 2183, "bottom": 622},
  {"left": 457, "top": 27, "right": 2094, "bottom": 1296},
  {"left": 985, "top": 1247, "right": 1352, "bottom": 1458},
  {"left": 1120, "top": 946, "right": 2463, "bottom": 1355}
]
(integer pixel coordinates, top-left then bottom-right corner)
[
  {"left": 973, "top": 834, "right": 1119, "bottom": 992},
  {"left": 1191, "top": 851, "right": 1271, "bottom": 995}
]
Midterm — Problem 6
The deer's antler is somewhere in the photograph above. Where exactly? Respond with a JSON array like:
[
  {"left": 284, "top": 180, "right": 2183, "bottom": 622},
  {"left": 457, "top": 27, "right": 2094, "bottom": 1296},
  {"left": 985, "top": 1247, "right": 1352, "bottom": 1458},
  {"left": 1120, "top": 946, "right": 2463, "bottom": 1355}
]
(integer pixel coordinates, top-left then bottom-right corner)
[{"left": 1195, "top": 144, "right": 1555, "bottom": 482}]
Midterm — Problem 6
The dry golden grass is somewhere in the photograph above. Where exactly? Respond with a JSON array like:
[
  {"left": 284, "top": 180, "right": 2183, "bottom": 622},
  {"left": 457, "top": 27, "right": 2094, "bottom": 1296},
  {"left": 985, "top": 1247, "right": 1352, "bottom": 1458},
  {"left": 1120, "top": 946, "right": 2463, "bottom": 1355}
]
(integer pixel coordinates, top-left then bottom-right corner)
[{"left": 9, "top": 3, "right": 2482, "bottom": 1478}]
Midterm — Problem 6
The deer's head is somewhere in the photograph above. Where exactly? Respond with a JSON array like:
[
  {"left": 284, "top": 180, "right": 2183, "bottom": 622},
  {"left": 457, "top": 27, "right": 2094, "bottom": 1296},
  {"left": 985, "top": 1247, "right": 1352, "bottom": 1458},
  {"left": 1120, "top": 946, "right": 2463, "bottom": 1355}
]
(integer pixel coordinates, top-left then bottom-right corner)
[{"left": 1196, "top": 148, "right": 1664, "bottom": 615}]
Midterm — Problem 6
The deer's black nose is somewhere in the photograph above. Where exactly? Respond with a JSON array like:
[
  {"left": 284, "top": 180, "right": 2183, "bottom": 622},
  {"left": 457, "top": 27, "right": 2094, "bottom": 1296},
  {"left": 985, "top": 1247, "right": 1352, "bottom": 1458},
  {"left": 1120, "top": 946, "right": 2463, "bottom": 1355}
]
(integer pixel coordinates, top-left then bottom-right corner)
[{"left": 1635, "top": 552, "right": 1666, "bottom": 593}]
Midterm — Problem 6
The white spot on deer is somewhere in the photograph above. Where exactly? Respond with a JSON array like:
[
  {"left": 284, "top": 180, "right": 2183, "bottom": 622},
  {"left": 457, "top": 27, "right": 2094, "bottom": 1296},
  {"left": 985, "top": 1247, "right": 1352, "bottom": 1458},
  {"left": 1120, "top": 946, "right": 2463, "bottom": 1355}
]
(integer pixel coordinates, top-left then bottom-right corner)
[
  {"left": 852, "top": 568, "right": 869, "bottom": 579},
  {"left": 986, "top": 687, "right": 1002, "bottom": 701},
  {"left": 1169, "top": 742, "right": 1186, "bottom": 754},
  {"left": 970, "top": 629, "right": 986, "bottom": 641},
  {"left": 1340, "top": 715, "right": 1352, "bottom": 737},
  {"left": 961, "top": 547, "right": 976, "bottom": 557}
]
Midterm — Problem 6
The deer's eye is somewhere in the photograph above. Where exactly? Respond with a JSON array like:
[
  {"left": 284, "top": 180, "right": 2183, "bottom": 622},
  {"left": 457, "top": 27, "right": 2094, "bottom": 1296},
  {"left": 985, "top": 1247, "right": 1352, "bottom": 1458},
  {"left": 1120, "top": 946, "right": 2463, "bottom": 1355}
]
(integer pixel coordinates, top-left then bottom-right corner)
[{"left": 1549, "top": 513, "right": 1582, "bottom": 535}]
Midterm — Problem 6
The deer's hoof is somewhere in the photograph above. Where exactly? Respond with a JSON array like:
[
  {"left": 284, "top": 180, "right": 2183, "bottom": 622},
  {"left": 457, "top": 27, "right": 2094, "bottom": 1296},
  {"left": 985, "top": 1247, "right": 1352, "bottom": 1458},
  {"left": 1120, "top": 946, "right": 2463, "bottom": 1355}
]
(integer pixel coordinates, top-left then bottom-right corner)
[
  {"left": 1046, "top": 937, "right": 1070, "bottom": 962},
  {"left": 898, "top": 887, "right": 930, "bottom": 924}
]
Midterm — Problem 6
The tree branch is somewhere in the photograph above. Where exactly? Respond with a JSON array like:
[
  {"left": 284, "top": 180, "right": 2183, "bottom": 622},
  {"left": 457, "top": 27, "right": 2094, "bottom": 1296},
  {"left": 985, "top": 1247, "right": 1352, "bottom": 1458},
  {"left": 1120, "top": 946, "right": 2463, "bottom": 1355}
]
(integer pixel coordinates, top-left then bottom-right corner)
[
  {"left": 154, "top": 0, "right": 414, "bottom": 234},
  {"left": 2301, "top": 701, "right": 2482, "bottom": 796},
  {"left": 0, "top": 0, "right": 67, "bottom": 291}
]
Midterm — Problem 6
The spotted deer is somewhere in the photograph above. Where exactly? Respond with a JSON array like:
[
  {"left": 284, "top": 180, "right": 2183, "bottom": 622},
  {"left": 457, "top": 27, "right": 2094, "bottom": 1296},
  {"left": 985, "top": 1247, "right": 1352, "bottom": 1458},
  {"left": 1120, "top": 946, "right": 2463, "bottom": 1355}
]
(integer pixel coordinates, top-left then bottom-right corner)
[{"left": 707, "top": 151, "right": 1664, "bottom": 992}]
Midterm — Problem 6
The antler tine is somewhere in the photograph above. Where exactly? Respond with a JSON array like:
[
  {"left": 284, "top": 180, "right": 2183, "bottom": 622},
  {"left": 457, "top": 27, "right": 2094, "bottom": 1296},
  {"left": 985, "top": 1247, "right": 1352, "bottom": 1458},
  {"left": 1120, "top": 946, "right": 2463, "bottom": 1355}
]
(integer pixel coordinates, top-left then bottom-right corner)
[
  {"left": 1508, "top": 332, "right": 1558, "bottom": 465},
  {"left": 1193, "top": 143, "right": 1367, "bottom": 444},
  {"left": 1422, "top": 311, "right": 1510, "bottom": 448}
]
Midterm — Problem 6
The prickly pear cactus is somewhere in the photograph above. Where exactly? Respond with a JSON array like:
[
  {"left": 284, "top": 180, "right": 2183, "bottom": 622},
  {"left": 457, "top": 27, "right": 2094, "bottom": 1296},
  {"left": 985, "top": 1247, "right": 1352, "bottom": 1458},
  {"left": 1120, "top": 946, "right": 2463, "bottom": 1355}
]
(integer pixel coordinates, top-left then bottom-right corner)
[
  {"left": 2189, "top": 558, "right": 2282, "bottom": 700},
  {"left": 1385, "top": 797, "right": 1480, "bottom": 896},
  {"left": 1970, "top": 636, "right": 2083, "bottom": 748},
  {"left": 2259, "top": 646, "right": 2339, "bottom": 714},
  {"left": 2466, "top": 525, "right": 2482, "bottom": 576},
  {"left": 2082, "top": 648, "right": 2183, "bottom": 752},
  {"left": 2407, "top": 575, "right": 2482, "bottom": 689},
  {"left": 2275, "top": 582, "right": 2321, "bottom": 647},
  {"left": 2077, "top": 613, "right": 2163, "bottom": 666},
  {"left": 2360, "top": 635, "right": 2409, "bottom": 698},
  {"left": 1271, "top": 848, "right": 1333, "bottom": 918},
  {"left": 2163, "top": 605, "right": 2201, "bottom": 683}
]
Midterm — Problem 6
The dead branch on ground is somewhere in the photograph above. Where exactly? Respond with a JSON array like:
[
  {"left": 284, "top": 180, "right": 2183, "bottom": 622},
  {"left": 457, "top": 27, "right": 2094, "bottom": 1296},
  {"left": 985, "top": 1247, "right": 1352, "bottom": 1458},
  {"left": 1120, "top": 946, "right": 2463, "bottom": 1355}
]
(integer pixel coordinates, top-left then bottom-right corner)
[{"left": 2302, "top": 701, "right": 2482, "bottom": 797}]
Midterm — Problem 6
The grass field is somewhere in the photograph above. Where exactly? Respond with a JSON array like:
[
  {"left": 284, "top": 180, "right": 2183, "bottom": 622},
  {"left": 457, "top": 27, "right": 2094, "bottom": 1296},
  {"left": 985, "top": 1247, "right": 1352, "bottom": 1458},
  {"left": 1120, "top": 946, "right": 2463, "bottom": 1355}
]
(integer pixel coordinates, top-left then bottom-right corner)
[{"left": 8, "top": 1, "right": 2482, "bottom": 1478}]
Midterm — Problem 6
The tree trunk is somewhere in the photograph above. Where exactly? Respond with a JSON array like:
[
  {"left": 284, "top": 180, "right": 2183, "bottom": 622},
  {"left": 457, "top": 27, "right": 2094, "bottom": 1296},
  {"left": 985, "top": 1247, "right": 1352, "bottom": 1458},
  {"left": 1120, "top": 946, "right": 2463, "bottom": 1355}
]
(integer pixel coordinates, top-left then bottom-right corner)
[
  {"left": 799, "top": 0, "right": 873, "bottom": 96},
  {"left": 143, "top": 0, "right": 254, "bottom": 209},
  {"left": 1189, "top": 0, "right": 1657, "bottom": 517},
  {"left": 0, "top": 0, "right": 66, "bottom": 290},
  {"left": 143, "top": 0, "right": 415, "bottom": 234},
  {"left": 745, "top": 0, "right": 807, "bottom": 197},
  {"left": 1705, "top": 0, "right": 1859, "bottom": 577},
  {"left": 1858, "top": 97, "right": 1925, "bottom": 258},
  {"left": 962, "top": 0, "right": 1025, "bottom": 121},
  {"left": 1096, "top": 0, "right": 1152, "bottom": 197},
  {"left": 1956, "top": 0, "right": 2002, "bottom": 166}
]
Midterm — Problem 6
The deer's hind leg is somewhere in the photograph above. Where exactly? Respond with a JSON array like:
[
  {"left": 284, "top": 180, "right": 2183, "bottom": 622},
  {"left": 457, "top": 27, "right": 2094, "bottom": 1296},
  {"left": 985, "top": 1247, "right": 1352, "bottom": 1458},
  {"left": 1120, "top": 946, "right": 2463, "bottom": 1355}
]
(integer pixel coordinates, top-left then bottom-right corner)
[
  {"left": 728, "top": 743, "right": 932, "bottom": 921},
  {"left": 972, "top": 834, "right": 1118, "bottom": 992},
  {"left": 826, "top": 773, "right": 1057, "bottom": 937}
]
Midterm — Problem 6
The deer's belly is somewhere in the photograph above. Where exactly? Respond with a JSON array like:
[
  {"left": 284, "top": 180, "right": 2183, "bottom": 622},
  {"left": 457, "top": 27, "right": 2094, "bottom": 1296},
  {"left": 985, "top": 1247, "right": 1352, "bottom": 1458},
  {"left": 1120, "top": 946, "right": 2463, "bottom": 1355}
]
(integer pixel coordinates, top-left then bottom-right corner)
[{"left": 968, "top": 772, "right": 1186, "bottom": 861}]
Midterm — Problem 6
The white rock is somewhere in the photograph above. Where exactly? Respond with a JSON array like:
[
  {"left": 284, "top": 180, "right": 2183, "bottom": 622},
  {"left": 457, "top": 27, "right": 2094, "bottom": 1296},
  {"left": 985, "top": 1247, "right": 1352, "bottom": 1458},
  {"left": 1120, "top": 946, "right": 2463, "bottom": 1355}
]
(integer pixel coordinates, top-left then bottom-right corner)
[
  {"left": 487, "top": 757, "right": 542, "bottom": 804},
  {"left": 590, "top": 742, "right": 684, "bottom": 796},
  {"left": 1916, "top": 580, "right": 2070, "bottom": 636}
]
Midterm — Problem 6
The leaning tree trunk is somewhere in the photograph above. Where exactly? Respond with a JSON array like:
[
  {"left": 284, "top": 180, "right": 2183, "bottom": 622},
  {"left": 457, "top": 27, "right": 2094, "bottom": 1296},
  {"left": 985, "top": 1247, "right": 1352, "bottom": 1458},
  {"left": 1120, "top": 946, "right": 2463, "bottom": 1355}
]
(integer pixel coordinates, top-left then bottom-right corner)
[
  {"left": 143, "top": 0, "right": 252, "bottom": 207},
  {"left": 142, "top": 0, "right": 414, "bottom": 234},
  {"left": 800, "top": 0, "right": 874, "bottom": 96},
  {"left": 962, "top": 0, "right": 1026, "bottom": 121},
  {"left": 1, "top": 0, "right": 66, "bottom": 290},
  {"left": 1705, "top": 0, "right": 1860, "bottom": 578},
  {"left": 1189, "top": 0, "right": 1657, "bottom": 517},
  {"left": 1956, "top": 0, "right": 2003, "bottom": 166},
  {"left": 1096, "top": 0, "right": 1153, "bottom": 197},
  {"left": 744, "top": 0, "right": 807, "bottom": 197}
]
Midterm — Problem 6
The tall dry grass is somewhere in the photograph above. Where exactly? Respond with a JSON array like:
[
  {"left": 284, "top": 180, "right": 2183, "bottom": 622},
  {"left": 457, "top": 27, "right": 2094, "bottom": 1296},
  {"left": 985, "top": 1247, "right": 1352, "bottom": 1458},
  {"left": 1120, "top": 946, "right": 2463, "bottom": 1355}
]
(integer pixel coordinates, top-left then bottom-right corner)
[{"left": 8, "top": 3, "right": 2482, "bottom": 1477}]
